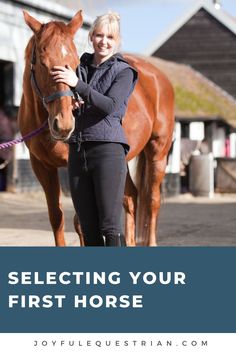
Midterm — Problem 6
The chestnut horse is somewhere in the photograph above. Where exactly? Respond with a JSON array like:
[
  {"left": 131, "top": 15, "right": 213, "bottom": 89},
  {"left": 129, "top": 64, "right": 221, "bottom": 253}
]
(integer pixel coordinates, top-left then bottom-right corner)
[{"left": 19, "top": 10, "right": 174, "bottom": 246}]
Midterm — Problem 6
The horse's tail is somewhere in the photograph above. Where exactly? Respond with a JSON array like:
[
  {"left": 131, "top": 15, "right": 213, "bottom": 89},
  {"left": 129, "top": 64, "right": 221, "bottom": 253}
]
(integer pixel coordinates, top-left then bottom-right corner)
[{"left": 135, "top": 150, "right": 149, "bottom": 246}]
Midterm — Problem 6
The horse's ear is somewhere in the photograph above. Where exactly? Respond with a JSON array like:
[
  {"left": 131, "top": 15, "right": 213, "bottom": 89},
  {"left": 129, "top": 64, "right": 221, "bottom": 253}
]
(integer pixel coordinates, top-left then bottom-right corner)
[
  {"left": 23, "top": 10, "right": 42, "bottom": 34},
  {"left": 67, "top": 10, "right": 83, "bottom": 36}
]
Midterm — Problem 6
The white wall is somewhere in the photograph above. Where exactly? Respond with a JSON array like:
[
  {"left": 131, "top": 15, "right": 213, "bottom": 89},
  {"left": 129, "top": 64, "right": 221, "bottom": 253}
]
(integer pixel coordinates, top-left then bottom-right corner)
[
  {"left": 229, "top": 133, "right": 236, "bottom": 158},
  {"left": 212, "top": 125, "right": 226, "bottom": 157},
  {"left": 189, "top": 121, "right": 205, "bottom": 141},
  {"left": 0, "top": 0, "right": 91, "bottom": 106}
]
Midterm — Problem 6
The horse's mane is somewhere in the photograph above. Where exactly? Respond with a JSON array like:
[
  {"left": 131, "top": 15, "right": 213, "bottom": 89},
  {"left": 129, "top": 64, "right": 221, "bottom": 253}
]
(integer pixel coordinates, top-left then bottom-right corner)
[{"left": 25, "top": 37, "right": 34, "bottom": 63}]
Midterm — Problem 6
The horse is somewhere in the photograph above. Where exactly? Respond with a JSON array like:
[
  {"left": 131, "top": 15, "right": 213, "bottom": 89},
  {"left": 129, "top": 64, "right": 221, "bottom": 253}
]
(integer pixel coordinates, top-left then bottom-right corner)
[{"left": 19, "top": 10, "right": 175, "bottom": 247}]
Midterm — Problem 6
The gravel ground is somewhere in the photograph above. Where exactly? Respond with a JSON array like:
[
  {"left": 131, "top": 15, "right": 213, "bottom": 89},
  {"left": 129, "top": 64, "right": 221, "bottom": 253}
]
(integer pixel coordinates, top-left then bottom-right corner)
[{"left": 0, "top": 191, "right": 235, "bottom": 246}]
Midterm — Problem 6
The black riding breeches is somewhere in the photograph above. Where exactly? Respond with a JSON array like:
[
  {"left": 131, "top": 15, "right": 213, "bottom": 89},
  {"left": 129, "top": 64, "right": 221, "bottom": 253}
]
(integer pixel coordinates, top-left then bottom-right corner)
[{"left": 68, "top": 142, "right": 127, "bottom": 246}]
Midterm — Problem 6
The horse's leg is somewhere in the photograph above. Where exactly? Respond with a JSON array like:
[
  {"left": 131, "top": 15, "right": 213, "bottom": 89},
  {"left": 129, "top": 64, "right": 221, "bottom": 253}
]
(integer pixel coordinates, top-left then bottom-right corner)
[
  {"left": 73, "top": 213, "right": 85, "bottom": 246},
  {"left": 146, "top": 155, "right": 166, "bottom": 247},
  {"left": 30, "top": 154, "right": 66, "bottom": 246},
  {"left": 138, "top": 138, "right": 169, "bottom": 247},
  {"left": 123, "top": 171, "right": 137, "bottom": 247}
]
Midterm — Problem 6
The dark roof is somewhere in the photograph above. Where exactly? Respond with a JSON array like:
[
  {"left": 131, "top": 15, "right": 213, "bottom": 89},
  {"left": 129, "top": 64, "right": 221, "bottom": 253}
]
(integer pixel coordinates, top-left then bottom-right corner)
[
  {"left": 144, "top": 0, "right": 236, "bottom": 55},
  {"left": 138, "top": 55, "right": 236, "bottom": 128}
]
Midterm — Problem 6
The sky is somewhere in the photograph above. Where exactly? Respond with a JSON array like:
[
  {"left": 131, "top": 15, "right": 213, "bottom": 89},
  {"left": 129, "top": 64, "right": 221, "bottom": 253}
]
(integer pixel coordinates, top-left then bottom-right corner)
[{"left": 78, "top": 0, "right": 236, "bottom": 54}]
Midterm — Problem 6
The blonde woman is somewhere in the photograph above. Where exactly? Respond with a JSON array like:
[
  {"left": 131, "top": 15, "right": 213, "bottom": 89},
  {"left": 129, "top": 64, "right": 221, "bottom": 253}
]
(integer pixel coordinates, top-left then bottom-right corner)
[{"left": 51, "top": 13, "right": 138, "bottom": 246}]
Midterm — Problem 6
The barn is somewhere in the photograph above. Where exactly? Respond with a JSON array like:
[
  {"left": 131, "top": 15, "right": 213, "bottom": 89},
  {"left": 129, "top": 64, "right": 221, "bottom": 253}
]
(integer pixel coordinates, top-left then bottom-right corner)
[
  {"left": 150, "top": 56, "right": 236, "bottom": 196},
  {"left": 144, "top": 0, "right": 236, "bottom": 195},
  {"left": 145, "top": 0, "right": 236, "bottom": 99},
  {"left": 0, "top": 0, "right": 91, "bottom": 192}
]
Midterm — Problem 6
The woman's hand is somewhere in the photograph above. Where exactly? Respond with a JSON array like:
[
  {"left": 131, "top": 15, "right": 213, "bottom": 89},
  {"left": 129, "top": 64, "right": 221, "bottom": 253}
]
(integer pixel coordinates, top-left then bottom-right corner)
[
  {"left": 51, "top": 65, "right": 78, "bottom": 87},
  {"left": 72, "top": 97, "right": 84, "bottom": 110}
]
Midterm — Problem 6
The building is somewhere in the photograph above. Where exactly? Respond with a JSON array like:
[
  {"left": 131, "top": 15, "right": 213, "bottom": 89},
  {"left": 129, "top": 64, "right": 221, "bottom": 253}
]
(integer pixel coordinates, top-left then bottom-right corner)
[
  {"left": 0, "top": 0, "right": 91, "bottom": 191},
  {"left": 144, "top": 0, "right": 236, "bottom": 195},
  {"left": 145, "top": 0, "right": 236, "bottom": 99},
  {"left": 145, "top": 56, "right": 236, "bottom": 196}
]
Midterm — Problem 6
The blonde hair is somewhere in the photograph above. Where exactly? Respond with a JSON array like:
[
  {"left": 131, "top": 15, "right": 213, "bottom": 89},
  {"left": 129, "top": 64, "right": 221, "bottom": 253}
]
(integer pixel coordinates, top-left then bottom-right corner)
[{"left": 89, "top": 12, "right": 121, "bottom": 43}]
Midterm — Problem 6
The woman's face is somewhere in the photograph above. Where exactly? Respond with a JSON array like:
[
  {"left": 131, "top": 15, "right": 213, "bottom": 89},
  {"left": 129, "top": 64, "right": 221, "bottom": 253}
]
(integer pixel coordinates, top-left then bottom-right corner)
[{"left": 91, "top": 24, "right": 118, "bottom": 62}]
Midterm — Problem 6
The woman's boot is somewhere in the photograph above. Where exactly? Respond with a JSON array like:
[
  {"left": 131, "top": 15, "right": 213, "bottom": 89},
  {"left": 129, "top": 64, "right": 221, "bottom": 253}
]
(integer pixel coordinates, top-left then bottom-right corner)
[{"left": 105, "top": 233, "right": 126, "bottom": 247}]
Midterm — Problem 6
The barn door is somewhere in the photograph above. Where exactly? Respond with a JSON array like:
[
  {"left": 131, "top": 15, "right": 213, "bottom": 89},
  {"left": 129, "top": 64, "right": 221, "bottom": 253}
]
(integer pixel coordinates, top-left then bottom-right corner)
[
  {"left": 0, "top": 60, "right": 14, "bottom": 191},
  {"left": 0, "top": 60, "right": 14, "bottom": 107}
]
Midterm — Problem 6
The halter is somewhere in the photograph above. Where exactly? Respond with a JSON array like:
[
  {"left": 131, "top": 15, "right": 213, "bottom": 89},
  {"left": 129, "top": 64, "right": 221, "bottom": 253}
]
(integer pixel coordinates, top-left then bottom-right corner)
[
  {"left": 30, "top": 43, "right": 75, "bottom": 108},
  {"left": 0, "top": 42, "right": 83, "bottom": 151}
]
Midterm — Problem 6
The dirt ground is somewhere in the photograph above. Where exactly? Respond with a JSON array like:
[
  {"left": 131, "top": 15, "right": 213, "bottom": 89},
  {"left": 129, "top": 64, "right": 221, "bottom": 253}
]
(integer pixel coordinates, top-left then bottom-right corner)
[{"left": 0, "top": 191, "right": 235, "bottom": 246}]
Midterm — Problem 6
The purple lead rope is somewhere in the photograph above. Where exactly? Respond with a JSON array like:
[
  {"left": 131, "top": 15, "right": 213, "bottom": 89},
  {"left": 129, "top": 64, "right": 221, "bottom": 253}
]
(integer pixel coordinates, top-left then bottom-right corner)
[{"left": 0, "top": 120, "right": 48, "bottom": 150}]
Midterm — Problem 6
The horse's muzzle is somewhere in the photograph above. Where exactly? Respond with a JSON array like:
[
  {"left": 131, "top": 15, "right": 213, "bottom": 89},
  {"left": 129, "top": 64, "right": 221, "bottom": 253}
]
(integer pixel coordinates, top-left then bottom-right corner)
[{"left": 49, "top": 114, "right": 75, "bottom": 141}]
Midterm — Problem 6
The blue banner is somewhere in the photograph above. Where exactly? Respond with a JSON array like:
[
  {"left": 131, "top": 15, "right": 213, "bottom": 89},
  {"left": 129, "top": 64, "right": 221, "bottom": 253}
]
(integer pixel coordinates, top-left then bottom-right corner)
[{"left": 0, "top": 247, "right": 235, "bottom": 333}]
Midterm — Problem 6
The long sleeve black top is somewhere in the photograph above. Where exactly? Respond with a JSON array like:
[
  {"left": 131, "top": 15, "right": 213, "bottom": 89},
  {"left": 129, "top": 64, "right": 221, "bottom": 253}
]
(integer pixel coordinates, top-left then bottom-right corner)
[{"left": 73, "top": 66, "right": 134, "bottom": 115}]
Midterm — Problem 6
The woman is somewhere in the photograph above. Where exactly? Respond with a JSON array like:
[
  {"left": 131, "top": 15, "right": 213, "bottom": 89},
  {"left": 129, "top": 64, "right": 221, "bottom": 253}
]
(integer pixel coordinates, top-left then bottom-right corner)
[{"left": 51, "top": 12, "right": 138, "bottom": 246}]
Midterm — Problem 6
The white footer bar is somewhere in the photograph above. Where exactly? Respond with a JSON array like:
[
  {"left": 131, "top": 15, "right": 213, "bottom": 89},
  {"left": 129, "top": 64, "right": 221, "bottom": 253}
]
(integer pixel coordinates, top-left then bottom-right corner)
[{"left": 0, "top": 333, "right": 235, "bottom": 354}]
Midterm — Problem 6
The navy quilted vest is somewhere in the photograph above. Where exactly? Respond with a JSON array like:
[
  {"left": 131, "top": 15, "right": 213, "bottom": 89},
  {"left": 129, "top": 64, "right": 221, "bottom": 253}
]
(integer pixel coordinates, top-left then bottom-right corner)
[{"left": 68, "top": 53, "right": 138, "bottom": 152}]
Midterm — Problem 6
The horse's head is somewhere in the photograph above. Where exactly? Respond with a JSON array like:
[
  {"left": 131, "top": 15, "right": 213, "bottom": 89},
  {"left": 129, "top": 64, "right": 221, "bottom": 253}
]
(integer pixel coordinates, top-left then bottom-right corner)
[{"left": 23, "top": 10, "right": 83, "bottom": 141}]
